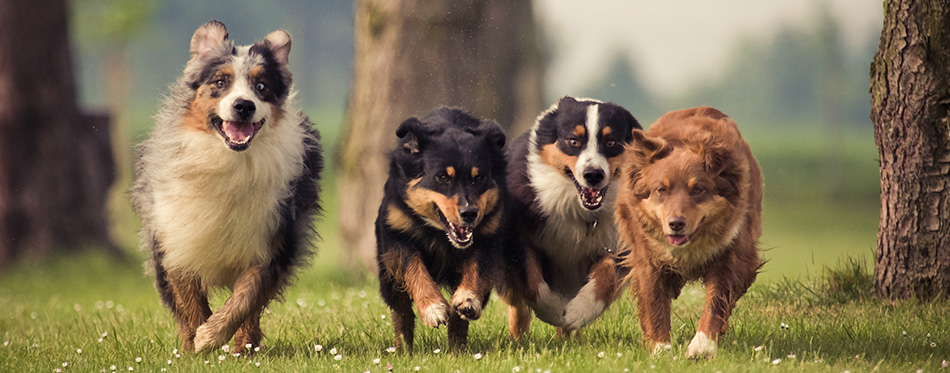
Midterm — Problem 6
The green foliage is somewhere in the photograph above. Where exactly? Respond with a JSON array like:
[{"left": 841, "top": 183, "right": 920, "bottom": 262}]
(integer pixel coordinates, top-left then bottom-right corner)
[{"left": 73, "top": 0, "right": 158, "bottom": 47}]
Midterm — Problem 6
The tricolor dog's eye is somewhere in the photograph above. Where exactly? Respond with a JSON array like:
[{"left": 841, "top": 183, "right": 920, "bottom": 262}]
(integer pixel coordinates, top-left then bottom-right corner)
[
  {"left": 255, "top": 82, "right": 266, "bottom": 92},
  {"left": 567, "top": 138, "right": 580, "bottom": 147},
  {"left": 605, "top": 140, "right": 616, "bottom": 148}
]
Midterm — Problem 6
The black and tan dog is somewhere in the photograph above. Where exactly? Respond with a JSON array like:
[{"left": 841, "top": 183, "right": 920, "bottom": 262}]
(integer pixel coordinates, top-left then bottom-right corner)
[
  {"left": 133, "top": 21, "right": 322, "bottom": 353},
  {"left": 499, "top": 97, "right": 640, "bottom": 338},
  {"left": 376, "top": 107, "right": 507, "bottom": 350}
]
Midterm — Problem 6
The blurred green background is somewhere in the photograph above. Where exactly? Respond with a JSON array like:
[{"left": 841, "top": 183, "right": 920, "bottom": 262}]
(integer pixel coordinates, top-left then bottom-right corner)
[{"left": 69, "top": 0, "right": 881, "bottom": 282}]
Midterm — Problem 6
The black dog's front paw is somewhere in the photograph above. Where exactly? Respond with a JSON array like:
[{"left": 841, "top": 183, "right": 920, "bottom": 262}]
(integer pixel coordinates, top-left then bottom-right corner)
[{"left": 450, "top": 290, "right": 483, "bottom": 321}]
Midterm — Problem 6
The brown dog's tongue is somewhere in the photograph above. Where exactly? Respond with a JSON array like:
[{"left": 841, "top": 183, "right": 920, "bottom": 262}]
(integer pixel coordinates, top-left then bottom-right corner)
[
  {"left": 668, "top": 235, "right": 689, "bottom": 246},
  {"left": 223, "top": 121, "right": 256, "bottom": 143}
]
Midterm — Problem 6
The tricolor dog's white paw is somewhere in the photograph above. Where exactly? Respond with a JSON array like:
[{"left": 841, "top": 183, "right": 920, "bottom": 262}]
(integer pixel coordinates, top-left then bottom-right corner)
[
  {"left": 562, "top": 279, "right": 606, "bottom": 330},
  {"left": 685, "top": 331, "right": 717, "bottom": 359},
  {"left": 193, "top": 323, "right": 230, "bottom": 353},
  {"left": 651, "top": 342, "right": 673, "bottom": 356},
  {"left": 419, "top": 301, "right": 449, "bottom": 328},
  {"left": 450, "top": 289, "right": 483, "bottom": 321},
  {"left": 530, "top": 281, "right": 570, "bottom": 326}
]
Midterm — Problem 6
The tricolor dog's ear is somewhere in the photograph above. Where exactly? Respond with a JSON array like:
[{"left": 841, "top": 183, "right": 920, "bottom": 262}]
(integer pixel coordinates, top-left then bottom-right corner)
[
  {"left": 262, "top": 29, "right": 292, "bottom": 65},
  {"left": 626, "top": 129, "right": 671, "bottom": 168},
  {"left": 189, "top": 20, "right": 230, "bottom": 64},
  {"left": 396, "top": 117, "right": 427, "bottom": 154}
]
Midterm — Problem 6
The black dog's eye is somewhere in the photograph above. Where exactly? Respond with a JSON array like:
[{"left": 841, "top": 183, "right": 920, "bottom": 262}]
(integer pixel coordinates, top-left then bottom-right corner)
[
  {"left": 472, "top": 174, "right": 486, "bottom": 184},
  {"left": 436, "top": 173, "right": 451, "bottom": 183},
  {"left": 255, "top": 82, "right": 266, "bottom": 92},
  {"left": 567, "top": 138, "right": 580, "bottom": 147}
]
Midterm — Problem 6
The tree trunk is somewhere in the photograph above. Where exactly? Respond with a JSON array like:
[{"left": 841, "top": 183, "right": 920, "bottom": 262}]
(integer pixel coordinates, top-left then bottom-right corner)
[
  {"left": 0, "top": 0, "right": 119, "bottom": 269},
  {"left": 338, "top": 0, "right": 543, "bottom": 270},
  {"left": 870, "top": 0, "right": 950, "bottom": 299}
]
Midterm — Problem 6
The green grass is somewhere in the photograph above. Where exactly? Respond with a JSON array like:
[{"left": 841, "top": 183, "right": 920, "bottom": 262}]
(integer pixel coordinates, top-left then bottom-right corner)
[{"left": 1, "top": 251, "right": 947, "bottom": 372}]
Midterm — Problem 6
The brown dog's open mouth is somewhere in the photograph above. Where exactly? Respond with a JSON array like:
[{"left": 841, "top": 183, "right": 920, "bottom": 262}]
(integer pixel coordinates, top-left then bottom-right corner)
[
  {"left": 435, "top": 206, "right": 474, "bottom": 249},
  {"left": 564, "top": 167, "right": 606, "bottom": 210},
  {"left": 667, "top": 235, "right": 690, "bottom": 246},
  {"left": 213, "top": 116, "right": 264, "bottom": 151}
]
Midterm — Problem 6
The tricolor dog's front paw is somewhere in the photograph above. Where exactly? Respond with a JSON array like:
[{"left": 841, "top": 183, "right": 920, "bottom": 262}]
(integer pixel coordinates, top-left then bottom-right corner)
[
  {"left": 562, "top": 280, "right": 607, "bottom": 330},
  {"left": 685, "top": 331, "right": 717, "bottom": 359},
  {"left": 450, "top": 289, "right": 483, "bottom": 321},
  {"left": 418, "top": 300, "right": 450, "bottom": 328}
]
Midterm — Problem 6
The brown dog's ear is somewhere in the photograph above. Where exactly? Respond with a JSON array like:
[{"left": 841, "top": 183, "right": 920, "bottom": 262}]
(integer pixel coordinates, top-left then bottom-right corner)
[
  {"left": 703, "top": 141, "right": 743, "bottom": 200},
  {"left": 626, "top": 129, "right": 671, "bottom": 168}
]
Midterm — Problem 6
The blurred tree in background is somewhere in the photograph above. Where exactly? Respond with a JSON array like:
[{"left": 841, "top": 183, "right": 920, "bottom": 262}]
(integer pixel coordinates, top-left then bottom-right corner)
[
  {"left": 74, "top": 0, "right": 156, "bottom": 248},
  {"left": 871, "top": 0, "right": 950, "bottom": 300},
  {"left": 0, "top": 0, "right": 121, "bottom": 269},
  {"left": 338, "top": 0, "right": 544, "bottom": 269}
]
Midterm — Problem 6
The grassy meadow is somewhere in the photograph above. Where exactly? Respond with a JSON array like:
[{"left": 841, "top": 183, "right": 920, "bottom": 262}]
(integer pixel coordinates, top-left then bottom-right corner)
[{"left": 3, "top": 124, "right": 947, "bottom": 372}]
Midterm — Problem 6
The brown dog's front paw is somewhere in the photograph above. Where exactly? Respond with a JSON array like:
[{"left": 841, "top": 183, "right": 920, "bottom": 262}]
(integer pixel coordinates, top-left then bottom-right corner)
[
  {"left": 194, "top": 323, "right": 230, "bottom": 353},
  {"left": 450, "top": 289, "right": 483, "bottom": 321}
]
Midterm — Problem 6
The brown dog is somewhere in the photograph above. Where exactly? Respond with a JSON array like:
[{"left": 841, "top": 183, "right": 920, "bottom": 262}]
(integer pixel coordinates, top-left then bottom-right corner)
[{"left": 615, "top": 107, "right": 761, "bottom": 359}]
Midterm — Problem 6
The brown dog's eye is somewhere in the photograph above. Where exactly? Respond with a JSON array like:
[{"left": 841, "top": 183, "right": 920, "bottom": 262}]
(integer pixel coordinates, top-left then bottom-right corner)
[
  {"left": 691, "top": 186, "right": 705, "bottom": 195},
  {"left": 567, "top": 138, "right": 580, "bottom": 147},
  {"left": 656, "top": 187, "right": 667, "bottom": 194}
]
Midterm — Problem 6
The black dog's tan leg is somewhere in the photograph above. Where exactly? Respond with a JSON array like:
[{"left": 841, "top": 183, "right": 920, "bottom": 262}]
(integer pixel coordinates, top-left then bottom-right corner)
[
  {"left": 389, "top": 288, "right": 416, "bottom": 350},
  {"left": 167, "top": 273, "right": 212, "bottom": 352},
  {"left": 450, "top": 257, "right": 489, "bottom": 321},
  {"left": 403, "top": 255, "right": 450, "bottom": 328},
  {"left": 194, "top": 267, "right": 273, "bottom": 352},
  {"left": 232, "top": 309, "right": 263, "bottom": 355},
  {"left": 447, "top": 311, "right": 470, "bottom": 350}
]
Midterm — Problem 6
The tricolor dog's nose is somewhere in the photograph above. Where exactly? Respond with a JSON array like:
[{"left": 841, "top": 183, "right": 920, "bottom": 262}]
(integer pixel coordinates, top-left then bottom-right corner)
[
  {"left": 459, "top": 207, "right": 479, "bottom": 224},
  {"left": 582, "top": 168, "right": 605, "bottom": 186},
  {"left": 233, "top": 99, "right": 256, "bottom": 119},
  {"left": 668, "top": 216, "right": 686, "bottom": 232}
]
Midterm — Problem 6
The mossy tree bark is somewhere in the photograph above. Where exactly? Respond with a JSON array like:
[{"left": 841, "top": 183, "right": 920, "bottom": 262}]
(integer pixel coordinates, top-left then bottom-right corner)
[
  {"left": 870, "top": 0, "right": 950, "bottom": 299},
  {"left": 0, "top": 0, "right": 119, "bottom": 269},
  {"left": 338, "top": 0, "right": 543, "bottom": 270}
]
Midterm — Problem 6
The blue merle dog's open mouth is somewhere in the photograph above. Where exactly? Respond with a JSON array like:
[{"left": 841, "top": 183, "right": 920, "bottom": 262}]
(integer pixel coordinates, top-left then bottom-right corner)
[
  {"left": 434, "top": 205, "right": 474, "bottom": 249},
  {"left": 212, "top": 115, "right": 264, "bottom": 151},
  {"left": 564, "top": 167, "right": 606, "bottom": 210}
]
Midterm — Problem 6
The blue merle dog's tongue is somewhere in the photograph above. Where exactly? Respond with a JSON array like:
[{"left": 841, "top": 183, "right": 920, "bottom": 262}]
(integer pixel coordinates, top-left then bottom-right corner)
[{"left": 223, "top": 121, "right": 257, "bottom": 144}]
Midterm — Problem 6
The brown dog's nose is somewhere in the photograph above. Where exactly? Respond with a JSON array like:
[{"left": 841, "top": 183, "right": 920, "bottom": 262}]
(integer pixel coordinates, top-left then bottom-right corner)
[{"left": 668, "top": 217, "right": 686, "bottom": 232}]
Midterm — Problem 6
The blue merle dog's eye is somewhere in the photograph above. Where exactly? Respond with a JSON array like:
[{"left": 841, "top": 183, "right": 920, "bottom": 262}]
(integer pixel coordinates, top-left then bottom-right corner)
[
  {"left": 214, "top": 80, "right": 225, "bottom": 89},
  {"left": 255, "top": 82, "right": 266, "bottom": 91}
]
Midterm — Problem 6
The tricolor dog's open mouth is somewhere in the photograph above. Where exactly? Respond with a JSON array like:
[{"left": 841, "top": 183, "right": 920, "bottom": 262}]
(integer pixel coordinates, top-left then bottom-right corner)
[
  {"left": 435, "top": 206, "right": 474, "bottom": 249},
  {"left": 213, "top": 116, "right": 265, "bottom": 151},
  {"left": 564, "top": 167, "right": 606, "bottom": 210}
]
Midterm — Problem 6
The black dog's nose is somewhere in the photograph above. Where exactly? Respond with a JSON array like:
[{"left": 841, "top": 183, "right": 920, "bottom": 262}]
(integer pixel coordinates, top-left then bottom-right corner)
[
  {"left": 668, "top": 217, "right": 686, "bottom": 232},
  {"left": 459, "top": 207, "right": 479, "bottom": 224},
  {"left": 582, "top": 168, "right": 605, "bottom": 186},
  {"left": 233, "top": 99, "right": 256, "bottom": 119}
]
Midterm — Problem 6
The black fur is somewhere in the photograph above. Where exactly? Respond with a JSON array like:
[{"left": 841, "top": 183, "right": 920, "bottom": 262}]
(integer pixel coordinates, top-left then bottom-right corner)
[{"left": 375, "top": 107, "right": 507, "bottom": 349}]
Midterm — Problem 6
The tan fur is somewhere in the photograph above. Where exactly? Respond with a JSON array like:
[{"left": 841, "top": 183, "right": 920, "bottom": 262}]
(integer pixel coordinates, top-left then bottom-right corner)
[
  {"left": 616, "top": 107, "right": 761, "bottom": 359},
  {"left": 538, "top": 143, "right": 579, "bottom": 176},
  {"left": 573, "top": 125, "right": 586, "bottom": 137},
  {"left": 385, "top": 203, "right": 416, "bottom": 233}
]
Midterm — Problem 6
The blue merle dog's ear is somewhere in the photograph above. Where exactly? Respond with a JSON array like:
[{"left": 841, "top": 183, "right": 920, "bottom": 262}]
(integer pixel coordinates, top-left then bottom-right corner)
[
  {"left": 189, "top": 20, "right": 230, "bottom": 63},
  {"left": 262, "top": 29, "right": 292, "bottom": 65},
  {"left": 396, "top": 117, "right": 427, "bottom": 154}
]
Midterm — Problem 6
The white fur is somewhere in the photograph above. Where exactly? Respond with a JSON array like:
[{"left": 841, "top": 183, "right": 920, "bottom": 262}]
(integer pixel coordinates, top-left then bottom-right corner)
[
  {"left": 193, "top": 323, "right": 229, "bottom": 352},
  {"left": 451, "top": 289, "right": 482, "bottom": 320},
  {"left": 216, "top": 50, "right": 272, "bottom": 127},
  {"left": 573, "top": 105, "right": 609, "bottom": 188},
  {"left": 419, "top": 301, "right": 449, "bottom": 328},
  {"left": 562, "top": 278, "right": 607, "bottom": 330},
  {"left": 529, "top": 280, "right": 570, "bottom": 326},
  {"left": 145, "top": 97, "right": 306, "bottom": 287},
  {"left": 651, "top": 342, "right": 673, "bottom": 355},
  {"left": 685, "top": 331, "right": 717, "bottom": 359}
]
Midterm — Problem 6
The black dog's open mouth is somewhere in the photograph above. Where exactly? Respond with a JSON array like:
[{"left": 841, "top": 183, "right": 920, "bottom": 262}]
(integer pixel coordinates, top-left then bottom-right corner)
[
  {"left": 564, "top": 167, "right": 606, "bottom": 210},
  {"left": 212, "top": 116, "right": 264, "bottom": 151},
  {"left": 435, "top": 206, "right": 474, "bottom": 249}
]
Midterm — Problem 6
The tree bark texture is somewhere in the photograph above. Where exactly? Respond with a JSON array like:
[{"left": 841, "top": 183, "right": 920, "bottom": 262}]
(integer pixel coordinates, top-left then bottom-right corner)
[
  {"left": 870, "top": 0, "right": 950, "bottom": 299},
  {"left": 338, "top": 0, "right": 543, "bottom": 270},
  {"left": 0, "top": 0, "right": 118, "bottom": 269}
]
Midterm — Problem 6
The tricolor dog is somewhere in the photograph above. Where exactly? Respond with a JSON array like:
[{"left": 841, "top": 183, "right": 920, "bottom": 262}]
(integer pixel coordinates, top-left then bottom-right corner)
[
  {"left": 133, "top": 20, "right": 322, "bottom": 353},
  {"left": 499, "top": 96, "right": 640, "bottom": 338},
  {"left": 376, "top": 108, "right": 507, "bottom": 350}
]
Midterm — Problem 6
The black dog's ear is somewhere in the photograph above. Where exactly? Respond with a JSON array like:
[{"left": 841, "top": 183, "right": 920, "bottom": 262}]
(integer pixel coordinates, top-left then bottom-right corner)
[
  {"left": 481, "top": 121, "right": 506, "bottom": 150},
  {"left": 396, "top": 117, "right": 426, "bottom": 154}
]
